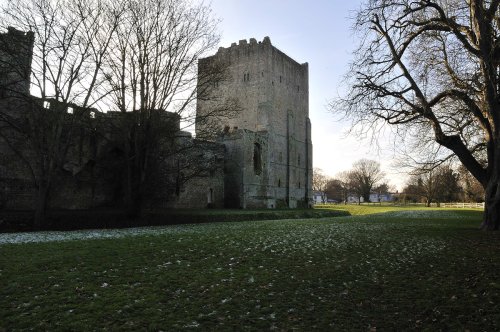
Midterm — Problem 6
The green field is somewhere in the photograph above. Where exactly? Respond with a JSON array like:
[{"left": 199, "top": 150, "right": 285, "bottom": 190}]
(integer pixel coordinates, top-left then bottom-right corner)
[{"left": 1, "top": 206, "right": 499, "bottom": 330}]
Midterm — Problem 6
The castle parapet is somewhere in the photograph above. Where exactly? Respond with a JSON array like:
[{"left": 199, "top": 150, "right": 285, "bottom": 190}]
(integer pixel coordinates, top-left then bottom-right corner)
[{"left": 208, "top": 36, "right": 307, "bottom": 68}]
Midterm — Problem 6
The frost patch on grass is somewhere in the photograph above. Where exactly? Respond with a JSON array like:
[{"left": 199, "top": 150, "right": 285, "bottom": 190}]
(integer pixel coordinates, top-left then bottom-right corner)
[
  {"left": 0, "top": 218, "right": 295, "bottom": 245},
  {"left": 0, "top": 208, "right": 473, "bottom": 245},
  {"left": 0, "top": 225, "right": 197, "bottom": 245}
]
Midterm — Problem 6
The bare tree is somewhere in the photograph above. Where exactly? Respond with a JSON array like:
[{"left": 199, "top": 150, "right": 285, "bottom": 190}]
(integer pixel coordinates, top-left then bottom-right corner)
[
  {"left": 0, "top": 0, "right": 237, "bottom": 222},
  {"left": 334, "top": 0, "right": 500, "bottom": 229},
  {"left": 435, "top": 165, "right": 461, "bottom": 203},
  {"left": 348, "top": 159, "right": 385, "bottom": 203},
  {"left": 405, "top": 171, "right": 437, "bottom": 207},
  {"left": 312, "top": 168, "right": 329, "bottom": 203},
  {"left": 336, "top": 171, "right": 353, "bottom": 204},
  {"left": 0, "top": 0, "right": 121, "bottom": 227},
  {"left": 325, "top": 178, "right": 344, "bottom": 203},
  {"left": 102, "top": 0, "right": 235, "bottom": 217},
  {"left": 324, "top": 172, "right": 353, "bottom": 204},
  {"left": 373, "top": 182, "right": 391, "bottom": 203},
  {"left": 404, "top": 165, "right": 460, "bottom": 206},
  {"left": 458, "top": 164, "right": 485, "bottom": 202}
]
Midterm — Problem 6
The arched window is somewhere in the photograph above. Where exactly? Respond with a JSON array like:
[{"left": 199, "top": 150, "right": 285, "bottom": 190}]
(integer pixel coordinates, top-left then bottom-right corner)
[{"left": 253, "top": 143, "right": 262, "bottom": 175}]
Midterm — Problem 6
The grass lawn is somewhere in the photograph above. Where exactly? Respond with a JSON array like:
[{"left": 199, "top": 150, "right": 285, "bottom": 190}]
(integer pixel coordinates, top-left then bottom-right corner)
[
  {"left": 1, "top": 206, "right": 500, "bottom": 330},
  {"left": 315, "top": 202, "right": 448, "bottom": 215}
]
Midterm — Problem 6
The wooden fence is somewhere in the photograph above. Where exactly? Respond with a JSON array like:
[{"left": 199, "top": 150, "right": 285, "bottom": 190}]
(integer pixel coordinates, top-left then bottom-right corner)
[
  {"left": 441, "top": 202, "right": 485, "bottom": 209},
  {"left": 317, "top": 202, "right": 485, "bottom": 209}
]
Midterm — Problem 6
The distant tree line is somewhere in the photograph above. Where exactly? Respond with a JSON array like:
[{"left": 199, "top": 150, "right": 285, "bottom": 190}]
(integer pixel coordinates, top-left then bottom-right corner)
[
  {"left": 401, "top": 164, "right": 484, "bottom": 206},
  {"left": 313, "top": 159, "right": 485, "bottom": 206},
  {"left": 314, "top": 159, "right": 388, "bottom": 204}
]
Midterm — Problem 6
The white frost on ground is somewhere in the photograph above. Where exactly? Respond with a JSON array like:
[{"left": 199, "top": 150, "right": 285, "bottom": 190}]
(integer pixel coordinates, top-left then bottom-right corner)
[
  {"left": 0, "top": 209, "right": 472, "bottom": 245},
  {"left": 0, "top": 221, "right": 281, "bottom": 245},
  {"left": 0, "top": 225, "right": 200, "bottom": 245}
]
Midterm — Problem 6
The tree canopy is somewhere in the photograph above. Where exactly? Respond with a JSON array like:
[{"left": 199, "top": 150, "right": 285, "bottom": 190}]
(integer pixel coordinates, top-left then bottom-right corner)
[
  {"left": 312, "top": 168, "right": 329, "bottom": 203},
  {"left": 403, "top": 165, "right": 461, "bottom": 206},
  {"left": 349, "top": 159, "right": 385, "bottom": 203},
  {"left": 335, "top": 0, "right": 500, "bottom": 229}
]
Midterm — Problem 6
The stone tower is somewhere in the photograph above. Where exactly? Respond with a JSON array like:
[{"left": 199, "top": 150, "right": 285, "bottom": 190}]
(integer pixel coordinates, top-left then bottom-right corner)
[
  {"left": 196, "top": 37, "right": 313, "bottom": 208},
  {"left": 0, "top": 27, "right": 34, "bottom": 98}
]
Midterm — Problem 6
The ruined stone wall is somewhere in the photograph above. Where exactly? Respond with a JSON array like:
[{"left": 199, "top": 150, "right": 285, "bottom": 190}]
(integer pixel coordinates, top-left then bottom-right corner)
[
  {"left": 0, "top": 27, "right": 226, "bottom": 212},
  {"left": 0, "top": 133, "right": 35, "bottom": 210},
  {"left": 2, "top": 26, "right": 316, "bottom": 212},
  {"left": 146, "top": 134, "right": 225, "bottom": 210},
  {"left": 197, "top": 37, "right": 313, "bottom": 208},
  {"left": 222, "top": 129, "right": 281, "bottom": 209},
  {"left": 0, "top": 97, "right": 113, "bottom": 210},
  {"left": 0, "top": 27, "right": 34, "bottom": 98},
  {"left": 0, "top": 28, "right": 36, "bottom": 208},
  {"left": 0, "top": 97, "right": 225, "bottom": 210}
]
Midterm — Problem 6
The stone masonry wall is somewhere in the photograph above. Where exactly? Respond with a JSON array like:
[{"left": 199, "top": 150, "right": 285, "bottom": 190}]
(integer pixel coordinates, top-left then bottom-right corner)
[
  {"left": 197, "top": 37, "right": 313, "bottom": 208},
  {"left": 1, "top": 27, "right": 311, "bottom": 212},
  {"left": 0, "top": 27, "right": 33, "bottom": 98}
]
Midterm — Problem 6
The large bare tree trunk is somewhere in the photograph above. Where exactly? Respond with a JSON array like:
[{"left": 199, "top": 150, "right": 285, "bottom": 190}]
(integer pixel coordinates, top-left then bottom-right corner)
[
  {"left": 480, "top": 141, "right": 500, "bottom": 230},
  {"left": 481, "top": 174, "right": 500, "bottom": 230},
  {"left": 362, "top": 193, "right": 368, "bottom": 203}
]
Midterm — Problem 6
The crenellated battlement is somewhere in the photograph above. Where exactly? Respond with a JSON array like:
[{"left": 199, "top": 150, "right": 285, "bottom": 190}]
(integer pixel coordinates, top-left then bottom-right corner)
[
  {"left": 212, "top": 36, "right": 307, "bottom": 70},
  {"left": 216, "top": 36, "right": 271, "bottom": 53}
]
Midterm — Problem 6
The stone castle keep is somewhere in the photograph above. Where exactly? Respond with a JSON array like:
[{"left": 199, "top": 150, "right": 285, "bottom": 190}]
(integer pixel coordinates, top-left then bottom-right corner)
[
  {"left": 0, "top": 28, "right": 313, "bottom": 210},
  {"left": 198, "top": 37, "right": 312, "bottom": 208}
]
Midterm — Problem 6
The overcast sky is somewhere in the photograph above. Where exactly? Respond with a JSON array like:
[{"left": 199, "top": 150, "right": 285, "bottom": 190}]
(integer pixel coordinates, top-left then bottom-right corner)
[{"left": 209, "top": 0, "right": 406, "bottom": 190}]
